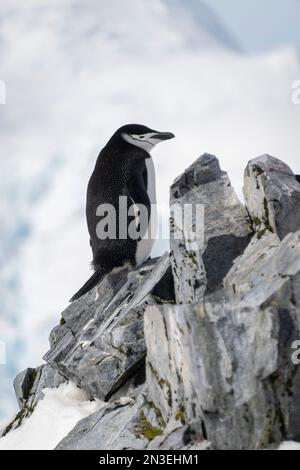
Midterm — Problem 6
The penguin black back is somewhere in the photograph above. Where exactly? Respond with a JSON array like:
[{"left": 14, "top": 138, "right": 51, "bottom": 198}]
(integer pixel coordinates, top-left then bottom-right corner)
[{"left": 70, "top": 124, "right": 175, "bottom": 302}]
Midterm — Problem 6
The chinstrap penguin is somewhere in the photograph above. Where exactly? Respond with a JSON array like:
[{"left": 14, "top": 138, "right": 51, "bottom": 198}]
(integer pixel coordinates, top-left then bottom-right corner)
[{"left": 70, "top": 124, "right": 175, "bottom": 302}]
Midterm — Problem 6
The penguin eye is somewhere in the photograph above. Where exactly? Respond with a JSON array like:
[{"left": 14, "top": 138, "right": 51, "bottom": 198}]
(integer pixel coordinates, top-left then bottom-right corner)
[{"left": 140, "top": 135, "right": 145, "bottom": 139}]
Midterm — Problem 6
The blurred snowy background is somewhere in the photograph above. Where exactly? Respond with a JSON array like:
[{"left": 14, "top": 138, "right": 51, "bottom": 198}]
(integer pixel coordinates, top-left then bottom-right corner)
[{"left": 1, "top": 0, "right": 300, "bottom": 424}]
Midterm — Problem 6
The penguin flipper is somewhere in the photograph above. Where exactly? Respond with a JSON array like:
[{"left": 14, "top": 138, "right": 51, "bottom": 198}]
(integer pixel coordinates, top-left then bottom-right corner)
[{"left": 70, "top": 269, "right": 105, "bottom": 302}]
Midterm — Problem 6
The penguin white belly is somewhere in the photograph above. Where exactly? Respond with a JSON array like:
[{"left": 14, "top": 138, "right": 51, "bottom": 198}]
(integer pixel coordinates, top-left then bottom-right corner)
[{"left": 135, "top": 157, "right": 157, "bottom": 266}]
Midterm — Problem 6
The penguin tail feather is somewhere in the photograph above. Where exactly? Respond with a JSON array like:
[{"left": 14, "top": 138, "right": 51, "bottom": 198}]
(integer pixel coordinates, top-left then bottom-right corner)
[{"left": 69, "top": 269, "right": 105, "bottom": 302}]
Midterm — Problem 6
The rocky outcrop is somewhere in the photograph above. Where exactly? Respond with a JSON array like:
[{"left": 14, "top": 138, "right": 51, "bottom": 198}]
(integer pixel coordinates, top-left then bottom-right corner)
[
  {"left": 170, "top": 154, "right": 252, "bottom": 303},
  {"left": 3, "top": 153, "right": 300, "bottom": 450},
  {"left": 244, "top": 154, "right": 300, "bottom": 240},
  {"left": 55, "top": 392, "right": 211, "bottom": 450},
  {"left": 2, "top": 364, "right": 66, "bottom": 436},
  {"left": 43, "top": 254, "right": 174, "bottom": 401},
  {"left": 144, "top": 277, "right": 300, "bottom": 450}
]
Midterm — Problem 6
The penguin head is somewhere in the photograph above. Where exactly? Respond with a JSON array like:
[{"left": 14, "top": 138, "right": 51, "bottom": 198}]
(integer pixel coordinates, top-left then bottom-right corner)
[{"left": 114, "top": 124, "right": 175, "bottom": 153}]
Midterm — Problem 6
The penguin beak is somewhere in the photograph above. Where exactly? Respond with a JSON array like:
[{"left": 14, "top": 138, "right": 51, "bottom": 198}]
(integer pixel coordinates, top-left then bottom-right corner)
[{"left": 151, "top": 132, "right": 175, "bottom": 141}]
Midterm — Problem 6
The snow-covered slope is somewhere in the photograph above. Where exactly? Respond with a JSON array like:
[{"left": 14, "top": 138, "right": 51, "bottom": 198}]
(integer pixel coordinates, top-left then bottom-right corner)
[
  {"left": 165, "top": 0, "right": 240, "bottom": 50},
  {"left": 0, "top": 382, "right": 104, "bottom": 450},
  {"left": 1, "top": 0, "right": 300, "bottom": 421}
]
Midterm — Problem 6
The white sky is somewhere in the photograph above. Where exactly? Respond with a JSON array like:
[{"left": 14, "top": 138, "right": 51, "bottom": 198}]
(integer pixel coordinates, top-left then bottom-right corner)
[{"left": 207, "top": 0, "right": 300, "bottom": 52}]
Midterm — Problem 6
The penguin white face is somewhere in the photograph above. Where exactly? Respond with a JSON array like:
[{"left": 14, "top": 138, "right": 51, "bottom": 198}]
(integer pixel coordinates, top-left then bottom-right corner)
[{"left": 121, "top": 131, "right": 175, "bottom": 153}]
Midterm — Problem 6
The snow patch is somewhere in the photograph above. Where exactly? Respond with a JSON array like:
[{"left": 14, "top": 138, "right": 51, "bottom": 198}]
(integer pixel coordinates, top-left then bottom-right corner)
[
  {"left": 0, "top": 382, "right": 104, "bottom": 450},
  {"left": 278, "top": 441, "right": 300, "bottom": 451}
]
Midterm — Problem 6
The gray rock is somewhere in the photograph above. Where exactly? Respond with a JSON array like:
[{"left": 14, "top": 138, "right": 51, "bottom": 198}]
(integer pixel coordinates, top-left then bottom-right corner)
[
  {"left": 170, "top": 153, "right": 251, "bottom": 303},
  {"left": 224, "top": 230, "right": 300, "bottom": 307},
  {"left": 158, "top": 432, "right": 212, "bottom": 451},
  {"left": 13, "top": 368, "right": 37, "bottom": 409},
  {"left": 44, "top": 254, "right": 174, "bottom": 401},
  {"left": 148, "top": 422, "right": 212, "bottom": 450},
  {"left": 108, "top": 365, "right": 145, "bottom": 402},
  {"left": 224, "top": 232, "right": 279, "bottom": 305},
  {"left": 56, "top": 400, "right": 147, "bottom": 450},
  {"left": 244, "top": 154, "right": 300, "bottom": 240},
  {"left": 27, "top": 364, "right": 67, "bottom": 408},
  {"left": 56, "top": 389, "right": 211, "bottom": 451},
  {"left": 145, "top": 228, "right": 300, "bottom": 450},
  {"left": 56, "top": 393, "right": 163, "bottom": 450},
  {"left": 3, "top": 364, "right": 67, "bottom": 436},
  {"left": 143, "top": 157, "right": 300, "bottom": 449}
]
